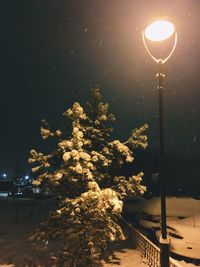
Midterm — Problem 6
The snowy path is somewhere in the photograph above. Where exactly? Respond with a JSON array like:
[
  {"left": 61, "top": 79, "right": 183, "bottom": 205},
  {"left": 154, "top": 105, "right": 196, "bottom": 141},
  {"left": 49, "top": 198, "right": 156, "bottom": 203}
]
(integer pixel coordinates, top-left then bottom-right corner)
[
  {"left": 0, "top": 265, "right": 14, "bottom": 267},
  {"left": 0, "top": 250, "right": 147, "bottom": 267},
  {"left": 102, "top": 247, "right": 197, "bottom": 267},
  {"left": 102, "top": 248, "right": 147, "bottom": 267}
]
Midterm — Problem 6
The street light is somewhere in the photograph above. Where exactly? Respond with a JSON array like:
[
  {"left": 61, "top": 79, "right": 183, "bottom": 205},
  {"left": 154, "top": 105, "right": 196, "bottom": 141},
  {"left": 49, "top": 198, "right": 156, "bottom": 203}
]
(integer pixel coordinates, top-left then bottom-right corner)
[
  {"left": 142, "top": 19, "right": 177, "bottom": 267},
  {"left": 25, "top": 175, "right": 30, "bottom": 180},
  {"left": 144, "top": 20, "right": 175, "bottom": 42}
]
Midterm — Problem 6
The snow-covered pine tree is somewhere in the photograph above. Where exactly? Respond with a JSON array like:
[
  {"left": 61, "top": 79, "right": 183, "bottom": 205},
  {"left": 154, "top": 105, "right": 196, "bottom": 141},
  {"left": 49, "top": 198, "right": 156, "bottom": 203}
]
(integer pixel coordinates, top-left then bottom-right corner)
[{"left": 29, "top": 86, "right": 148, "bottom": 267}]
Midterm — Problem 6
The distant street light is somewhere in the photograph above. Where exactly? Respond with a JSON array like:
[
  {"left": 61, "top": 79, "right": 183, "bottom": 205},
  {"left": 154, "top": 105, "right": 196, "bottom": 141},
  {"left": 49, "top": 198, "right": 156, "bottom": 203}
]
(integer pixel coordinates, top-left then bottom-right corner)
[
  {"left": 142, "top": 19, "right": 177, "bottom": 267},
  {"left": 25, "top": 175, "right": 30, "bottom": 180},
  {"left": 2, "top": 173, "right": 7, "bottom": 178}
]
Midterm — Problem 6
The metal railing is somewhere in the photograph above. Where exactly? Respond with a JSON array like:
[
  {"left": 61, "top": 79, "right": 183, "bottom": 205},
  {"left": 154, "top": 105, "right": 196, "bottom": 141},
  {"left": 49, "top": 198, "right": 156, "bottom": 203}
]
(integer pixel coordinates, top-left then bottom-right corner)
[{"left": 131, "top": 227, "right": 184, "bottom": 267}]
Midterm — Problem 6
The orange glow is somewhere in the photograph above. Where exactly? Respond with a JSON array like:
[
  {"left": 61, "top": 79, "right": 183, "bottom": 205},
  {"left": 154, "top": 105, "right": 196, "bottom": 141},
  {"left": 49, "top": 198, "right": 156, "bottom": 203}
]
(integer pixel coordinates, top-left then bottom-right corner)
[{"left": 144, "top": 20, "right": 175, "bottom": 42}]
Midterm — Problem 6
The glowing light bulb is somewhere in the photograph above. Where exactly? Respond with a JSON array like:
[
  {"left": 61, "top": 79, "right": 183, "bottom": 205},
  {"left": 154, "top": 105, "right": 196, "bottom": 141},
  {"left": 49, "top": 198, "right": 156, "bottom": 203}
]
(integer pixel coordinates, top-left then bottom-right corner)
[{"left": 145, "top": 20, "right": 175, "bottom": 42}]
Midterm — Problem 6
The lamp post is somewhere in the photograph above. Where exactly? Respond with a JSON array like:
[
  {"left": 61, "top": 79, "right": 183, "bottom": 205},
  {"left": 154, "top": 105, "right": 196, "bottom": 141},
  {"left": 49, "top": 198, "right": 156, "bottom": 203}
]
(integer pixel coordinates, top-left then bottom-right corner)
[{"left": 142, "top": 19, "right": 177, "bottom": 267}]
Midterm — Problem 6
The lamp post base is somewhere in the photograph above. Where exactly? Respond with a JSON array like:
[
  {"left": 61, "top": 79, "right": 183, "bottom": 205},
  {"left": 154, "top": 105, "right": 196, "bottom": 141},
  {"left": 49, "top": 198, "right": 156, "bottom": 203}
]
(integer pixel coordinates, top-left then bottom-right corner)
[{"left": 159, "top": 236, "right": 170, "bottom": 267}]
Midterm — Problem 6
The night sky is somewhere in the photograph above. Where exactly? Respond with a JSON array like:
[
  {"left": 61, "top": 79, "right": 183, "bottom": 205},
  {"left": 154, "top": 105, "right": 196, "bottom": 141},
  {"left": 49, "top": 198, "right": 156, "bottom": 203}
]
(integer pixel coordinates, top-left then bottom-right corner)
[{"left": 0, "top": 1, "right": 199, "bottom": 194}]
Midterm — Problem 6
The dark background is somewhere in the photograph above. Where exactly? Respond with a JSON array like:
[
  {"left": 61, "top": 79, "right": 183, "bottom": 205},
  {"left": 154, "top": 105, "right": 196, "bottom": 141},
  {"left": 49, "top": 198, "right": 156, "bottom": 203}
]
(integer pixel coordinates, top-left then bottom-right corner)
[{"left": 0, "top": 0, "right": 199, "bottom": 196}]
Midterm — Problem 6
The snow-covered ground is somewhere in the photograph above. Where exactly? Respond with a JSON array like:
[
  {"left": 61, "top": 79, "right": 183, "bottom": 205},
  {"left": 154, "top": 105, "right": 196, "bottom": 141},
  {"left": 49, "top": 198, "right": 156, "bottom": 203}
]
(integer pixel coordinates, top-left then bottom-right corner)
[
  {"left": 1, "top": 197, "right": 199, "bottom": 267},
  {"left": 0, "top": 265, "right": 14, "bottom": 267},
  {"left": 126, "top": 197, "right": 200, "bottom": 265},
  {"left": 0, "top": 197, "right": 148, "bottom": 267},
  {"left": 178, "top": 261, "right": 199, "bottom": 267},
  {"left": 0, "top": 197, "right": 56, "bottom": 266},
  {"left": 102, "top": 248, "right": 147, "bottom": 267},
  {"left": 141, "top": 197, "right": 200, "bottom": 217}
]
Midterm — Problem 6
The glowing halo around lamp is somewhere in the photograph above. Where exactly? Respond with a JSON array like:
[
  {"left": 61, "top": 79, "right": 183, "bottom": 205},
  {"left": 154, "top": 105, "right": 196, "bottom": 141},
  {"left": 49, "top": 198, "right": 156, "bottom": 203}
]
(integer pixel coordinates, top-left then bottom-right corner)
[{"left": 144, "top": 20, "right": 175, "bottom": 42}]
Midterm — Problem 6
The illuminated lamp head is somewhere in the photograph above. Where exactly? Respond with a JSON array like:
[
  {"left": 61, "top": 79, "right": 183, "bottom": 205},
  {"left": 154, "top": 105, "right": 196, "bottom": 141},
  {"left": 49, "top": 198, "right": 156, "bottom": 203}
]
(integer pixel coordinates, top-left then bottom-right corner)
[{"left": 144, "top": 19, "right": 175, "bottom": 42}]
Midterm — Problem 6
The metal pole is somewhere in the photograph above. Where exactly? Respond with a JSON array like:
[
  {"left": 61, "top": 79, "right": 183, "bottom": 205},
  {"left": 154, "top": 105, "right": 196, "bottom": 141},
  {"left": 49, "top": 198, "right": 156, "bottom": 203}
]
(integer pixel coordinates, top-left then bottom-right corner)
[{"left": 157, "top": 60, "right": 170, "bottom": 267}]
